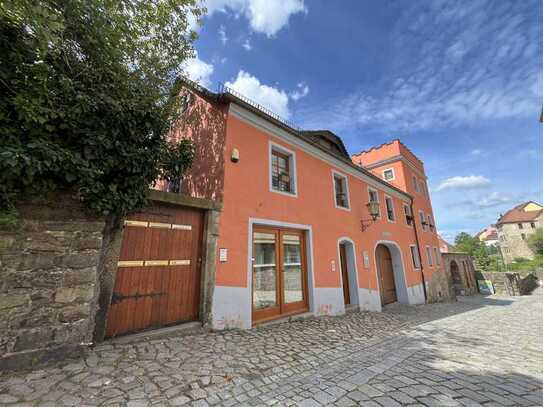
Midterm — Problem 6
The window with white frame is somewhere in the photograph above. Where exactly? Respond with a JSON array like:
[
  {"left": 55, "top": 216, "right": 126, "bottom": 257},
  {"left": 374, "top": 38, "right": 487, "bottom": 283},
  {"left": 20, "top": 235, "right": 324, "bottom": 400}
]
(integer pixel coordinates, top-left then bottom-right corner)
[
  {"left": 410, "top": 245, "right": 421, "bottom": 269},
  {"left": 426, "top": 246, "right": 433, "bottom": 267},
  {"left": 333, "top": 171, "right": 350, "bottom": 209},
  {"left": 434, "top": 247, "right": 440, "bottom": 266},
  {"left": 413, "top": 175, "right": 419, "bottom": 192},
  {"left": 270, "top": 143, "right": 296, "bottom": 195},
  {"left": 404, "top": 204, "right": 414, "bottom": 227},
  {"left": 368, "top": 188, "right": 381, "bottom": 218},
  {"left": 385, "top": 196, "right": 395, "bottom": 222},
  {"left": 419, "top": 211, "right": 427, "bottom": 231},
  {"left": 427, "top": 214, "right": 434, "bottom": 232},
  {"left": 383, "top": 168, "right": 395, "bottom": 181},
  {"left": 419, "top": 180, "right": 426, "bottom": 195}
]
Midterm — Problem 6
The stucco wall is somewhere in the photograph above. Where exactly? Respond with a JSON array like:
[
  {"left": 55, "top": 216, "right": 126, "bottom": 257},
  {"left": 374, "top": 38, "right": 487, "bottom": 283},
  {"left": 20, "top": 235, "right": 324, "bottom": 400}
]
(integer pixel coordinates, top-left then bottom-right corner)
[{"left": 442, "top": 253, "right": 477, "bottom": 296}]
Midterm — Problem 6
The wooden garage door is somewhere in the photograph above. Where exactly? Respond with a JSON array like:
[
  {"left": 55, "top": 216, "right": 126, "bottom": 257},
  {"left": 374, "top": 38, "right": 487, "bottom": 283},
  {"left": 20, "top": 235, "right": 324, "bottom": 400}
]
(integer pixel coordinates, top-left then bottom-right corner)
[{"left": 106, "top": 204, "right": 204, "bottom": 337}]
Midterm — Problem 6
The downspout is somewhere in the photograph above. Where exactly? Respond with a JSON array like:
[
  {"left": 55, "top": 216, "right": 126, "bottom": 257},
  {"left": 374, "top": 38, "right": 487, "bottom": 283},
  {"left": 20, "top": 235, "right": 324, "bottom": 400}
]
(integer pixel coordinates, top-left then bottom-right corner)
[{"left": 411, "top": 201, "right": 428, "bottom": 302}]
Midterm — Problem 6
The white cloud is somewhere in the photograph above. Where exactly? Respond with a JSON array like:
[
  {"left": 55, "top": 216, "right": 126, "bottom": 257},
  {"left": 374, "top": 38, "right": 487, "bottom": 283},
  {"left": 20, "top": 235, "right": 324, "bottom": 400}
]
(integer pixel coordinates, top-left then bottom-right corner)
[
  {"left": 478, "top": 192, "right": 511, "bottom": 208},
  {"left": 181, "top": 52, "right": 214, "bottom": 87},
  {"left": 218, "top": 24, "right": 228, "bottom": 45},
  {"left": 436, "top": 175, "right": 490, "bottom": 191},
  {"left": 298, "top": 0, "right": 543, "bottom": 132},
  {"left": 205, "top": 0, "right": 307, "bottom": 37},
  {"left": 289, "top": 82, "right": 310, "bottom": 101},
  {"left": 225, "top": 70, "right": 290, "bottom": 118},
  {"left": 242, "top": 38, "right": 252, "bottom": 51},
  {"left": 471, "top": 149, "right": 482, "bottom": 155}
]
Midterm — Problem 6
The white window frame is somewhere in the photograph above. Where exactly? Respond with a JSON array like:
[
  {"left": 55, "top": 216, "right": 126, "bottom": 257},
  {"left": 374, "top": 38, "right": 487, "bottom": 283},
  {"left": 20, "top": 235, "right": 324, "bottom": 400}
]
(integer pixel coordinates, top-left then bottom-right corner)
[
  {"left": 331, "top": 170, "right": 350, "bottom": 211},
  {"left": 419, "top": 210, "right": 427, "bottom": 231},
  {"left": 384, "top": 195, "right": 395, "bottom": 223},
  {"left": 368, "top": 187, "right": 381, "bottom": 219},
  {"left": 410, "top": 245, "right": 421, "bottom": 270},
  {"left": 434, "top": 247, "right": 440, "bottom": 266},
  {"left": 382, "top": 168, "right": 395, "bottom": 181},
  {"left": 426, "top": 246, "right": 433, "bottom": 267},
  {"left": 427, "top": 214, "right": 434, "bottom": 232},
  {"left": 269, "top": 141, "right": 298, "bottom": 198},
  {"left": 403, "top": 204, "right": 414, "bottom": 228}
]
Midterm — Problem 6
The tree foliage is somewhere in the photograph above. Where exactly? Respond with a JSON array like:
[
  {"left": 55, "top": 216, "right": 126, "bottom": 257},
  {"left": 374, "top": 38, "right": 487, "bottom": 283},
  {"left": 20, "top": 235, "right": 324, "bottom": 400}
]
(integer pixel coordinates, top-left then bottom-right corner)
[
  {"left": 0, "top": 0, "right": 202, "bottom": 215},
  {"left": 454, "top": 232, "right": 491, "bottom": 271},
  {"left": 527, "top": 228, "right": 543, "bottom": 256}
]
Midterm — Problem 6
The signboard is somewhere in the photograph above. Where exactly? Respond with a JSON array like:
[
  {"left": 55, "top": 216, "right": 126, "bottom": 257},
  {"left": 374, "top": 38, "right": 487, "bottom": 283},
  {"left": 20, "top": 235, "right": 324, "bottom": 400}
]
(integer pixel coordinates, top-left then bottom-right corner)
[
  {"left": 477, "top": 280, "right": 495, "bottom": 295},
  {"left": 363, "top": 251, "right": 370, "bottom": 269}
]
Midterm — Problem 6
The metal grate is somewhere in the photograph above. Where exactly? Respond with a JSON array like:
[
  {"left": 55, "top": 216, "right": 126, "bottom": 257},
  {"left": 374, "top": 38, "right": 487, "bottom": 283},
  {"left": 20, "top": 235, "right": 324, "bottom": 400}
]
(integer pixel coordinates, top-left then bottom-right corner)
[{"left": 218, "top": 83, "right": 301, "bottom": 131}]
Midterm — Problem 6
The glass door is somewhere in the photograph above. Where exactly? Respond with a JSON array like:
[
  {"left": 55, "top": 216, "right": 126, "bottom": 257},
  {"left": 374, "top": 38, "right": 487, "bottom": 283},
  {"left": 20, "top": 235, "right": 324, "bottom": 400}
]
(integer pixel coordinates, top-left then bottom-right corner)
[{"left": 252, "top": 227, "right": 308, "bottom": 324}]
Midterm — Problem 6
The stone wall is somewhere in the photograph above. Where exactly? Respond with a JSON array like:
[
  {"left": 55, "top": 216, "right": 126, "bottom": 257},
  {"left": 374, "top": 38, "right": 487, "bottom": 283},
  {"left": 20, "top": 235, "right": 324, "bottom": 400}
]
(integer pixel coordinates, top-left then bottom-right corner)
[
  {"left": 479, "top": 270, "right": 542, "bottom": 296},
  {"left": 442, "top": 253, "right": 478, "bottom": 296},
  {"left": 0, "top": 193, "right": 105, "bottom": 370},
  {"left": 497, "top": 221, "right": 539, "bottom": 263},
  {"left": 425, "top": 267, "right": 456, "bottom": 303}
]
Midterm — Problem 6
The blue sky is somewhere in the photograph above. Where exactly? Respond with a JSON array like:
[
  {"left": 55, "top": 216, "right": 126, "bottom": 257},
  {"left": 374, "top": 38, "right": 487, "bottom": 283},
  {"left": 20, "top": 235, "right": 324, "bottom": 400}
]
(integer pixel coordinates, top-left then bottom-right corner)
[{"left": 184, "top": 0, "right": 543, "bottom": 242}]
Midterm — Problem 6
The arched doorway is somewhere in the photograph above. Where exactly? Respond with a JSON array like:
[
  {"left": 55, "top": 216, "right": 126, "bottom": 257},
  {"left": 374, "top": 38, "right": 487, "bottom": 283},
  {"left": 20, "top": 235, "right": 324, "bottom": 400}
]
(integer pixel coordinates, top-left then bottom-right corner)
[
  {"left": 450, "top": 260, "right": 461, "bottom": 285},
  {"left": 376, "top": 244, "right": 397, "bottom": 305},
  {"left": 338, "top": 239, "right": 359, "bottom": 306}
]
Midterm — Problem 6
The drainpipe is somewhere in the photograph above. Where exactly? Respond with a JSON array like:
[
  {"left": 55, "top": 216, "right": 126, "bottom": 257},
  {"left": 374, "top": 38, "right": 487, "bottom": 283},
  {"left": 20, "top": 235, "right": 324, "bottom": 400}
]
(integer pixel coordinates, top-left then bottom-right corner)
[{"left": 411, "top": 202, "right": 428, "bottom": 302}]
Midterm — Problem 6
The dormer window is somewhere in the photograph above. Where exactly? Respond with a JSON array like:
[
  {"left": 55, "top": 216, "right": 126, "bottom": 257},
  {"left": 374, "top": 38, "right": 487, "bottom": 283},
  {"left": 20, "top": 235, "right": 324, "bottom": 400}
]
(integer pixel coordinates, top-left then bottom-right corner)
[
  {"left": 383, "top": 169, "right": 395, "bottom": 181},
  {"left": 269, "top": 142, "right": 297, "bottom": 196}
]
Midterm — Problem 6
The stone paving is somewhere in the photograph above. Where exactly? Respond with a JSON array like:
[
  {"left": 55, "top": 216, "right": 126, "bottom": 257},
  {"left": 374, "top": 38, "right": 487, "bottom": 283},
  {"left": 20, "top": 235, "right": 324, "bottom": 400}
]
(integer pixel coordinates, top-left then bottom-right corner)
[{"left": 1, "top": 294, "right": 543, "bottom": 406}]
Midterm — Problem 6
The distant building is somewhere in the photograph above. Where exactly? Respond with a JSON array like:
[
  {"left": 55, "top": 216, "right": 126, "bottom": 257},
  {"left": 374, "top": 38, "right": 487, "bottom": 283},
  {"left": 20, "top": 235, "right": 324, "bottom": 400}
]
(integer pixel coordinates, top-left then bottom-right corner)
[
  {"left": 438, "top": 235, "right": 453, "bottom": 253},
  {"left": 496, "top": 201, "right": 543, "bottom": 263},
  {"left": 475, "top": 225, "right": 499, "bottom": 247}
]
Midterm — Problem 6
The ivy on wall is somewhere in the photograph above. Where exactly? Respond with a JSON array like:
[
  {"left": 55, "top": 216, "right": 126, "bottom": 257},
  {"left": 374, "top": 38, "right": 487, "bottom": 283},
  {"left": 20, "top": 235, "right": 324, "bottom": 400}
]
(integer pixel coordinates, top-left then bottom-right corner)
[{"left": 0, "top": 0, "right": 202, "bottom": 218}]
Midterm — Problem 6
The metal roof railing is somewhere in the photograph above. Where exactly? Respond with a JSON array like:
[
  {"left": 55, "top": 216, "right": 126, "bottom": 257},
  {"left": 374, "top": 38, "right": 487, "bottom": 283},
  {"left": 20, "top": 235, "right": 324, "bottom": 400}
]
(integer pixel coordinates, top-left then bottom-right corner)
[{"left": 217, "top": 82, "right": 301, "bottom": 132}]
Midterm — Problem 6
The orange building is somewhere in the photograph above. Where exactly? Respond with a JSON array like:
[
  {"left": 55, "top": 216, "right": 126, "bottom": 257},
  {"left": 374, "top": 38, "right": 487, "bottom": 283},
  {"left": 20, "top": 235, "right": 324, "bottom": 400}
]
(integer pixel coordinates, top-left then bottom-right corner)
[{"left": 166, "top": 81, "right": 450, "bottom": 329}]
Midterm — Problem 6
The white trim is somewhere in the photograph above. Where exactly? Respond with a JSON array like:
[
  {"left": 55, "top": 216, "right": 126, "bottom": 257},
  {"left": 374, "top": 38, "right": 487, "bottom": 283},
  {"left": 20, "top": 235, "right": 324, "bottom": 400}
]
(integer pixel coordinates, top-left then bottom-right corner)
[
  {"left": 409, "top": 244, "right": 421, "bottom": 270},
  {"left": 331, "top": 170, "right": 351, "bottom": 211},
  {"left": 433, "top": 246, "right": 441, "bottom": 266},
  {"left": 382, "top": 168, "right": 395, "bottom": 181},
  {"left": 384, "top": 194, "right": 396, "bottom": 223},
  {"left": 230, "top": 103, "right": 411, "bottom": 202},
  {"left": 364, "top": 155, "right": 427, "bottom": 180},
  {"left": 403, "top": 203, "right": 414, "bottom": 228},
  {"left": 269, "top": 141, "right": 298, "bottom": 198},
  {"left": 247, "top": 218, "right": 316, "bottom": 324},
  {"left": 368, "top": 187, "right": 382, "bottom": 220},
  {"left": 426, "top": 245, "right": 433, "bottom": 267},
  {"left": 337, "top": 237, "right": 360, "bottom": 305},
  {"left": 419, "top": 210, "right": 427, "bottom": 231},
  {"left": 373, "top": 240, "right": 410, "bottom": 305}
]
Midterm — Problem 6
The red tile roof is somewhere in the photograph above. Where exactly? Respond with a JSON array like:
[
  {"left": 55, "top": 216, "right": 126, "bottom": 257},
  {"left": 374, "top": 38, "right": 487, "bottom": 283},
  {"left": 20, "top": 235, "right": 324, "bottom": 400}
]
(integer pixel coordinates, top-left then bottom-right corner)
[{"left": 497, "top": 201, "right": 543, "bottom": 225}]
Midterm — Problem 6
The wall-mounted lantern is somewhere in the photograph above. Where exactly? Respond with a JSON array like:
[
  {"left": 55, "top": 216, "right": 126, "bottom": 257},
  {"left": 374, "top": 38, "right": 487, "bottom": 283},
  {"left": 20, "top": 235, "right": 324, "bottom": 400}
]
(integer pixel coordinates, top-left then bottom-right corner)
[
  {"left": 361, "top": 201, "right": 380, "bottom": 232},
  {"left": 231, "top": 148, "right": 240, "bottom": 163}
]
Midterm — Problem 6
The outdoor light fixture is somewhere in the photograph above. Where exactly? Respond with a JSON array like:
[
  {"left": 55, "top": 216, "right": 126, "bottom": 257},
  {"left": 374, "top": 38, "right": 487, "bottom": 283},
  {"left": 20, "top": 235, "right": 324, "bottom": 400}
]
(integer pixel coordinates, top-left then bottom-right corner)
[{"left": 361, "top": 201, "right": 380, "bottom": 232}]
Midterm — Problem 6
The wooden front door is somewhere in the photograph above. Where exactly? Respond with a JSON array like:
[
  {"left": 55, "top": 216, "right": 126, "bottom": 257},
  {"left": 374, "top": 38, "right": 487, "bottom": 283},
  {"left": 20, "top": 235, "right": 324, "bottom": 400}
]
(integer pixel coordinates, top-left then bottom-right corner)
[
  {"left": 339, "top": 244, "right": 350, "bottom": 305},
  {"left": 376, "top": 244, "right": 397, "bottom": 305},
  {"left": 252, "top": 227, "right": 308, "bottom": 324},
  {"left": 106, "top": 204, "right": 204, "bottom": 337}
]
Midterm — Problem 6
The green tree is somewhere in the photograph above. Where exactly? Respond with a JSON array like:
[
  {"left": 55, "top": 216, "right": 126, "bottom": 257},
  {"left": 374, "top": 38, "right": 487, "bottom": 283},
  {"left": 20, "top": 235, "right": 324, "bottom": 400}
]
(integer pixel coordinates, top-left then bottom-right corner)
[
  {"left": 454, "top": 232, "right": 491, "bottom": 271},
  {"left": 527, "top": 228, "right": 543, "bottom": 256},
  {"left": 0, "top": 0, "right": 203, "bottom": 216}
]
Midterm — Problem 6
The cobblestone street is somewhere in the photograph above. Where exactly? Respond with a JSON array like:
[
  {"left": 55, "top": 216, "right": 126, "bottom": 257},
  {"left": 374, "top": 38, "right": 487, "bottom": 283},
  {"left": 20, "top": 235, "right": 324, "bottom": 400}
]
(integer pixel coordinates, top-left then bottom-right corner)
[{"left": 1, "top": 294, "right": 542, "bottom": 406}]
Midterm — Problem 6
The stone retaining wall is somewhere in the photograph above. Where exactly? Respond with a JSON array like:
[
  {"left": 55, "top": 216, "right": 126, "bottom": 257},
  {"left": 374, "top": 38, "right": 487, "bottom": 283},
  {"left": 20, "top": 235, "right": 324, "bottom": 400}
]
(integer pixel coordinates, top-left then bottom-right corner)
[
  {"left": 478, "top": 270, "right": 542, "bottom": 296},
  {"left": 0, "top": 194, "right": 105, "bottom": 370}
]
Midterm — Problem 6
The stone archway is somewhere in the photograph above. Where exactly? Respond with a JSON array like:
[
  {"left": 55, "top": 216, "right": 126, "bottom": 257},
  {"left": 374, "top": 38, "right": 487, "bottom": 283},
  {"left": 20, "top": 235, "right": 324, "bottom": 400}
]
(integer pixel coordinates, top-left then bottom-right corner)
[{"left": 374, "top": 241, "right": 409, "bottom": 305}]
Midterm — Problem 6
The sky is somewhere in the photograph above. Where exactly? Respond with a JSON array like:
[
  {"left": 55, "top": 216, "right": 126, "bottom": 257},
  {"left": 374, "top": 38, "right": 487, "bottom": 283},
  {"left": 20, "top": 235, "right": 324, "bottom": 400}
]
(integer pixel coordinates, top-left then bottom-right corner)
[{"left": 183, "top": 0, "right": 543, "bottom": 243}]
